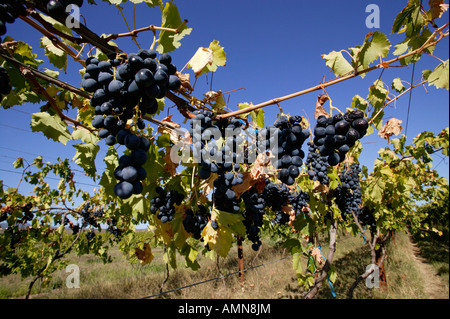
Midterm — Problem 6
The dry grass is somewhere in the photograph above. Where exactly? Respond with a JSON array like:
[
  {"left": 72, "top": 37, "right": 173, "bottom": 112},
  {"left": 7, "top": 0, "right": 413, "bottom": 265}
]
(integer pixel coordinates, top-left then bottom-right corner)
[{"left": 1, "top": 231, "right": 447, "bottom": 299}]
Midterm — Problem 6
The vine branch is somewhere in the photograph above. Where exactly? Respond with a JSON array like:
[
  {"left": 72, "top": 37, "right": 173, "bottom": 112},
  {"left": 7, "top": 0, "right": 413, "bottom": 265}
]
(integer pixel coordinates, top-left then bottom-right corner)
[
  {"left": 21, "top": 68, "right": 93, "bottom": 132},
  {"left": 303, "top": 218, "right": 337, "bottom": 299},
  {"left": 0, "top": 47, "right": 91, "bottom": 99},
  {"left": 215, "top": 22, "right": 449, "bottom": 120},
  {"left": 19, "top": 15, "right": 86, "bottom": 67}
]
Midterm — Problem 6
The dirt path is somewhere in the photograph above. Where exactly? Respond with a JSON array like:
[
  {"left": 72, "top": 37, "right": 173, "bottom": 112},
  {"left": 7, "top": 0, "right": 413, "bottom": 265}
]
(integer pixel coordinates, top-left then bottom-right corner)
[{"left": 408, "top": 236, "right": 448, "bottom": 299}]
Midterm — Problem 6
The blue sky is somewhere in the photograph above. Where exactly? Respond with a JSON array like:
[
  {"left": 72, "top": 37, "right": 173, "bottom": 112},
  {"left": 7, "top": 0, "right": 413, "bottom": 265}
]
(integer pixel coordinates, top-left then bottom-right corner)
[{"left": 0, "top": 0, "right": 448, "bottom": 201}]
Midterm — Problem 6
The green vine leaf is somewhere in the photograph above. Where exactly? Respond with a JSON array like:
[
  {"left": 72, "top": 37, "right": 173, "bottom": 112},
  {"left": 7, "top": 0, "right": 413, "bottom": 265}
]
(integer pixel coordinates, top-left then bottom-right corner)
[
  {"left": 156, "top": 1, "right": 192, "bottom": 53},
  {"left": 358, "top": 31, "right": 391, "bottom": 68},
  {"left": 72, "top": 142, "right": 100, "bottom": 178},
  {"left": 424, "top": 59, "right": 449, "bottom": 90},
  {"left": 321, "top": 50, "right": 354, "bottom": 77},
  {"left": 186, "top": 40, "right": 226, "bottom": 77},
  {"left": 40, "top": 37, "right": 67, "bottom": 72},
  {"left": 30, "top": 112, "right": 72, "bottom": 145},
  {"left": 391, "top": 78, "right": 406, "bottom": 93}
]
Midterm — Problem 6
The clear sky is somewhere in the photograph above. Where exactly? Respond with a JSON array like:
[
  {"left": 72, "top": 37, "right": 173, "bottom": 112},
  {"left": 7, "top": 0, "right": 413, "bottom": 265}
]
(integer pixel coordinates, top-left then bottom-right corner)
[{"left": 1, "top": 0, "right": 448, "bottom": 202}]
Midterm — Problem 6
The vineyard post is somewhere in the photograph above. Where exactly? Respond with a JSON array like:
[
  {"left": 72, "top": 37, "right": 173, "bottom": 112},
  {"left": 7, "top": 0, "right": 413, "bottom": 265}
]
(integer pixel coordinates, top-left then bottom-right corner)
[{"left": 237, "top": 236, "right": 245, "bottom": 283}]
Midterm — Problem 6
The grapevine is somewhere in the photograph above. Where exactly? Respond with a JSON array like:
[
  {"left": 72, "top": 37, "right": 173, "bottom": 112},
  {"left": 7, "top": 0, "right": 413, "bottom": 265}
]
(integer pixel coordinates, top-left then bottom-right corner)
[{"left": 0, "top": 0, "right": 448, "bottom": 300}]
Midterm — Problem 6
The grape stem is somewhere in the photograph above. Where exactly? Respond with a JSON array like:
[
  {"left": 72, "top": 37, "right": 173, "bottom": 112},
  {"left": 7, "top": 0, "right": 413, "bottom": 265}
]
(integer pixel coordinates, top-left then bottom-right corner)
[
  {"left": 368, "top": 79, "right": 427, "bottom": 125},
  {"left": 0, "top": 47, "right": 90, "bottom": 99},
  {"left": 28, "top": 2, "right": 118, "bottom": 57},
  {"left": 103, "top": 23, "right": 185, "bottom": 42}
]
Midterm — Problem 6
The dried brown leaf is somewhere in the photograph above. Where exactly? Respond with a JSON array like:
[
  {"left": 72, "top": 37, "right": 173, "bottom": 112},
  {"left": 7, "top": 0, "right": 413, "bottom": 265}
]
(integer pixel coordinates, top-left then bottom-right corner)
[
  {"left": 164, "top": 147, "right": 178, "bottom": 176},
  {"left": 176, "top": 71, "right": 194, "bottom": 92},
  {"left": 157, "top": 115, "right": 183, "bottom": 144},
  {"left": 311, "top": 247, "right": 325, "bottom": 268},
  {"left": 314, "top": 94, "right": 330, "bottom": 119},
  {"left": 378, "top": 118, "right": 403, "bottom": 142},
  {"left": 429, "top": 0, "right": 449, "bottom": 19},
  {"left": 232, "top": 152, "right": 275, "bottom": 198}
]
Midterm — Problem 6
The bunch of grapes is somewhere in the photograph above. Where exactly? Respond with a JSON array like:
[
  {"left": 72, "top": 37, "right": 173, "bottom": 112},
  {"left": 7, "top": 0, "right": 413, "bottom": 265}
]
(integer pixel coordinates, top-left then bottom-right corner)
[
  {"left": 242, "top": 187, "right": 266, "bottom": 251},
  {"left": 311, "top": 110, "right": 369, "bottom": 166},
  {"left": 83, "top": 50, "right": 181, "bottom": 199},
  {"left": 213, "top": 171, "right": 244, "bottom": 214},
  {"left": 358, "top": 206, "right": 377, "bottom": 233},
  {"left": 45, "top": 0, "right": 84, "bottom": 19},
  {"left": 0, "top": 66, "right": 12, "bottom": 100},
  {"left": 106, "top": 217, "right": 123, "bottom": 239},
  {"left": 305, "top": 141, "right": 330, "bottom": 185},
  {"left": 79, "top": 202, "right": 102, "bottom": 228},
  {"left": 271, "top": 116, "right": 309, "bottom": 185},
  {"left": 86, "top": 230, "right": 95, "bottom": 243},
  {"left": 189, "top": 110, "right": 245, "bottom": 179},
  {"left": 335, "top": 163, "right": 363, "bottom": 220},
  {"left": 149, "top": 186, "right": 184, "bottom": 223},
  {"left": 182, "top": 204, "right": 210, "bottom": 239},
  {"left": 113, "top": 135, "right": 149, "bottom": 199},
  {"left": 0, "top": 0, "right": 27, "bottom": 41},
  {"left": 290, "top": 189, "right": 310, "bottom": 216},
  {"left": 263, "top": 180, "right": 292, "bottom": 224}
]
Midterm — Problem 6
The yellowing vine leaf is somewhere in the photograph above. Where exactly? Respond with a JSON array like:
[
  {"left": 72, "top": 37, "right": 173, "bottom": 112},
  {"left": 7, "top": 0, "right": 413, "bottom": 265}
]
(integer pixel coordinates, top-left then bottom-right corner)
[
  {"left": 201, "top": 221, "right": 233, "bottom": 258},
  {"left": 187, "top": 47, "right": 213, "bottom": 76},
  {"left": 135, "top": 242, "right": 154, "bottom": 265},
  {"left": 154, "top": 216, "right": 174, "bottom": 245},
  {"left": 187, "top": 40, "right": 226, "bottom": 77}
]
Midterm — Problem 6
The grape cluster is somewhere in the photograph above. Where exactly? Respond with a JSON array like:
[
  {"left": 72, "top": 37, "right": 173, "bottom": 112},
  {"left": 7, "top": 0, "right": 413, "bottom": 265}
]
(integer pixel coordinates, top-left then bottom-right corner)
[
  {"left": 19, "top": 202, "right": 34, "bottom": 223},
  {"left": 0, "top": 0, "right": 27, "bottom": 41},
  {"left": 358, "top": 206, "right": 377, "bottom": 233},
  {"left": 290, "top": 189, "right": 310, "bottom": 216},
  {"left": 182, "top": 205, "right": 210, "bottom": 239},
  {"left": 312, "top": 110, "right": 369, "bottom": 166},
  {"left": 79, "top": 202, "right": 102, "bottom": 228},
  {"left": 242, "top": 187, "right": 266, "bottom": 250},
  {"left": 271, "top": 116, "right": 309, "bottom": 185},
  {"left": 113, "top": 135, "right": 149, "bottom": 199},
  {"left": 213, "top": 171, "right": 244, "bottom": 214},
  {"left": 0, "top": 65, "right": 12, "bottom": 100},
  {"left": 263, "top": 180, "right": 292, "bottom": 224},
  {"left": 106, "top": 217, "right": 123, "bottom": 239},
  {"left": 83, "top": 50, "right": 181, "bottom": 199},
  {"left": 188, "top": 110, "right": 246, "bottom": 213},
  {"left": 86, "top": 230, "right": 95, "bottom": 242},
  {"left": 46, "top": 0, "right": 84, "bottom": 19},
  {"left": 335, "top": 163, "right": 363, "bottom": 220},
  {"left": 189, "top": 109, "right": 245, "bottom": 179},
  {"left": 305, "top": 141, "right": 330, "bottom": 185},
  {"left": 150, "top": 186, "right": 184, "bottom": 223}
]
